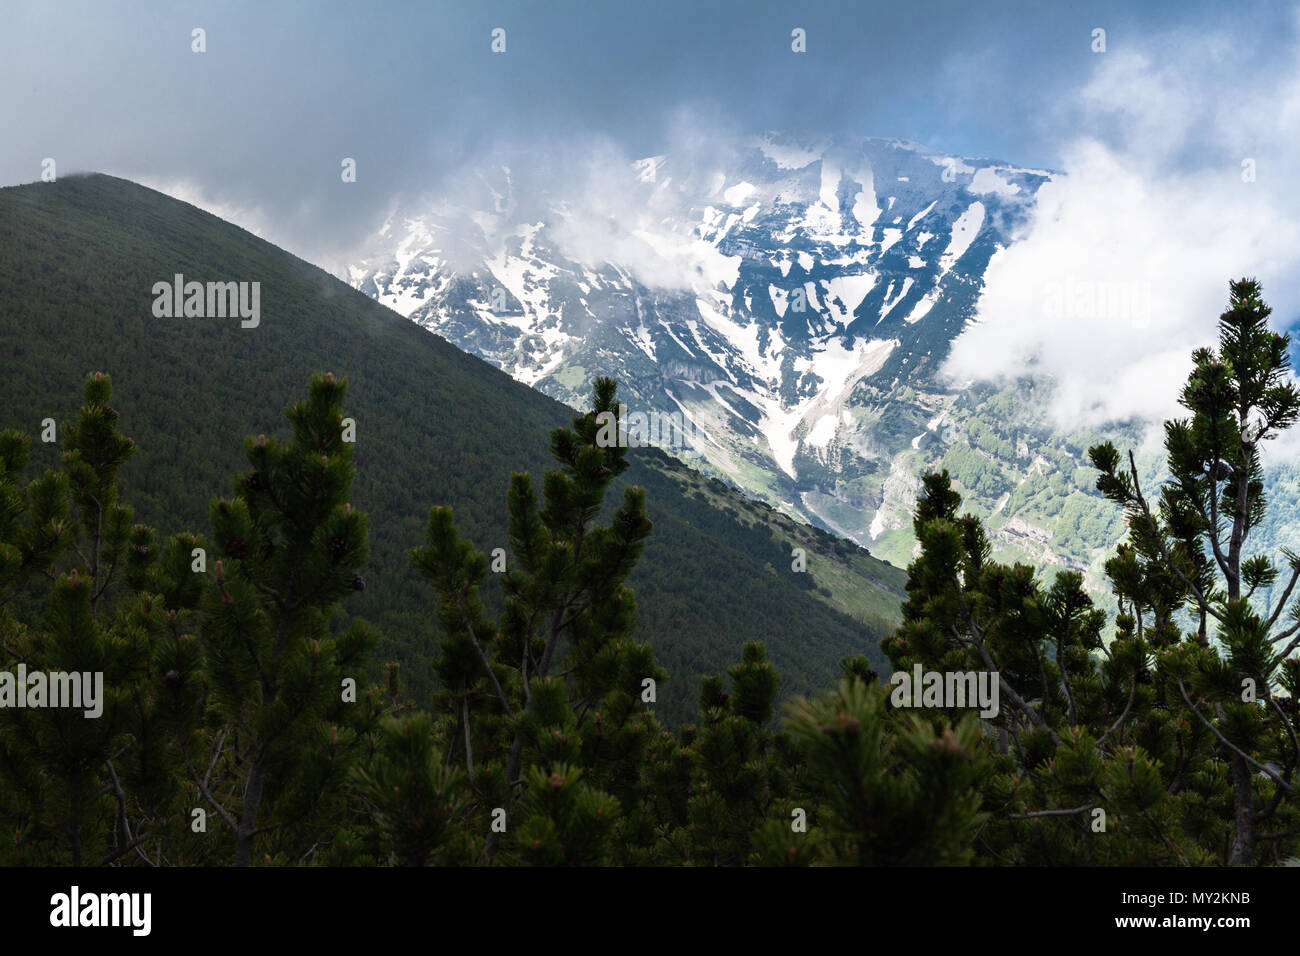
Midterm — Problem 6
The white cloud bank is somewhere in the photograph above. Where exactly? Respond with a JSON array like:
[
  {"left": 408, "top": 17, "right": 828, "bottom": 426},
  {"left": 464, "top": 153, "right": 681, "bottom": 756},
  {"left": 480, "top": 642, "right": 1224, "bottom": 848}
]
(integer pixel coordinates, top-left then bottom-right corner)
[{"left": 945, "top": 21, "right": 1300, "bottom": 441}]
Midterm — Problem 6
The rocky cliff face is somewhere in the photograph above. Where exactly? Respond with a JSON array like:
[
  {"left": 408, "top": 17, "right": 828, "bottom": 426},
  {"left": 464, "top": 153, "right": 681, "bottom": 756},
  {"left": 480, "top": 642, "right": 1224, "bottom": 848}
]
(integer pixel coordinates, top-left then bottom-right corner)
[{"left": 349, "top": 134, "right": 1061, "bottom": 557}]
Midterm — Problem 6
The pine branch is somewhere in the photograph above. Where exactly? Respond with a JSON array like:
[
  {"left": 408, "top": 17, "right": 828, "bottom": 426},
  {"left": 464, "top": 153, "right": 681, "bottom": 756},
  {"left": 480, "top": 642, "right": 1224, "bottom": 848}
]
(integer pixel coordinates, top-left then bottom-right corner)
[
  {"left": 1127, "top": 451, "right": 1222, "bottom": 628},
  {"left": 520, "top": 640, "right": 531, "bottom": 706},
  {"left": 1226, "top": 430, "right": 1252, "bottom": 599},
  {"left": 1204, "top": 416, "right": 1234, "bottom": 582},
  {"left": 104, "top": 757, "right": 133, "bottom": 865},
  {"left": 553, "top": 599, "right": 593, "bottom": 636},
  {"left": 1097, "top": 673, "right": 1138, "bottom": 747},
  {"left": 69, "top": 543, "right": 91, "bottom": 577},
  {"left": 948, "top": 586, "right": 1061, "bottom": 746},
  {"left": 133, "top": 841, "right": 159, "bottom": 868},
  {"left": 90, "top": 552, "right": 118, "bottom": 603},
  {"left": 1268, "top": 694, "right": 1300, "bottom": 770},
  {"left": 1266, "top": 558, "right": 1300, "bottom": 630},
  {"left": 461, "top": 696, "right": 474, "bottom": 775},
  {"left": 183, "top": 732, "right": 240, "bottom": 833},
  {"left": 85, "top": 493, "right": 103, "bottom": 613},
  {"left": 1252, "top": 696, "right": 1300, "bottom": 825},
  {"left": 456, "top": 594, "right": 514, "bottom": 719},
  {"left": 1056, "top": 632, "right": 1078, "bottom": 727},
  {"left": 1271, "top": 622, "right": 1300, "bottom": 657},
  {"left": 1176, "top": 676, "right": 1292, "bottom": 791},
  {"left": 1258, "top": 824, "right": 1300, "bottom": 840},
  {"left": 99, "top": 832, "right": 152, "bottom": 866},
  {"left": 1008, "top": 803, "right": 1092, "bottom": 819}
]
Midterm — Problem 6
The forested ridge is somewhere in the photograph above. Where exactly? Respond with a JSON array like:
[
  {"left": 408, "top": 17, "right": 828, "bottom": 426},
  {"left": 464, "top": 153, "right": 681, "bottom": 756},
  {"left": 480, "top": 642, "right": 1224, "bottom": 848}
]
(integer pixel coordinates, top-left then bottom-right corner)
[{"left": 0, "top": 174, "right": 903, "bottom": 725}]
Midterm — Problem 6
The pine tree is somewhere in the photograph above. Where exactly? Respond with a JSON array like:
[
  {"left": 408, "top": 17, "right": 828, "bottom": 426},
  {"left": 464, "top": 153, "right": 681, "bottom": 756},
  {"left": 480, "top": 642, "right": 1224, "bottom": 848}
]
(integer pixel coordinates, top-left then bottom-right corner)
[
  {"left": 883, "top": 470, "right": 1205, "bottom": 864},
  {"left": 349, "top": 710, "right": 475, "bottom": 865},
  {"left": 780, "top": 674, "right": 989, "bottom": 865},
  {"left": 0, "top": 373, "right": 201, "bottom": 865},
  {"left": 877, "top": 279, "right": 1300, "bottom": 865},
  {"left": 1090, "top": 278, "right": 1300, "bottom": 865},
  {"left": 411, "top": 377, "right": 661, "bottom": 863},
  {"left": 190, "top": 372, "right": 378, "bottom": 866},
  {"left": 682, "top": 642, "right": 790, "bottom": 865}
]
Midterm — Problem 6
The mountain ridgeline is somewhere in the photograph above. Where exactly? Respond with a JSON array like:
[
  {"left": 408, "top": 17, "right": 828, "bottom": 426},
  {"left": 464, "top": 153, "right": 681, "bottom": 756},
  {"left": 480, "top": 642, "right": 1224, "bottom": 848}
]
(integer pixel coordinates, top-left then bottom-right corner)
[
  {"left": 0, "top": 174, "right": 906, "bottom": 723},
  {"left": 350, "top": 134, "right": 1052, "bottom": 558},
  {"left": 348, "top": 133, "right": 1300, "bottom": 613}
]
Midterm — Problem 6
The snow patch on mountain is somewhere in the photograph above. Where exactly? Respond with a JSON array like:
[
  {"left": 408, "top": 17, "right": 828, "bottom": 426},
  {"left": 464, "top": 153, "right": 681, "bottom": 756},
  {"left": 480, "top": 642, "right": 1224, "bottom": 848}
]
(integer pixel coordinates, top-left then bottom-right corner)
[
  {"left": 939, "top": 202, "right": 985, "bottom": 273},
  {"left": 349, "top": 133, "right": 1050, "bottom": 545}
]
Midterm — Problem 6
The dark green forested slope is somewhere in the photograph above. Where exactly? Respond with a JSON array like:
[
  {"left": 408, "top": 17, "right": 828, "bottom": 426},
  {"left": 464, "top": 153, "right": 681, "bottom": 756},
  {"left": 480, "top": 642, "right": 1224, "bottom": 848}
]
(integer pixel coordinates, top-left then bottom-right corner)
[{"left": 0, "top": 174, "right": 905, "bottom": 722}]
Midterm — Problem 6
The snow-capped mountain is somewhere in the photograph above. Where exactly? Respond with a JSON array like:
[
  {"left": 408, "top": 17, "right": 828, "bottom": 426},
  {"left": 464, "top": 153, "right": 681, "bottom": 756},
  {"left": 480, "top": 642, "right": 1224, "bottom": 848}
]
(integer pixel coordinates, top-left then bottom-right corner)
[{"left": 348, "top": 133, "right": 1053, "bottom": 552}]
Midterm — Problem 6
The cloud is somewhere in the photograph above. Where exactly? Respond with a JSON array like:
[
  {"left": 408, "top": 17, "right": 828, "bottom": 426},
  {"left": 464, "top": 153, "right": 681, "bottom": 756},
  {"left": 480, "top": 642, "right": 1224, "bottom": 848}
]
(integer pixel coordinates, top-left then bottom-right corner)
[
  {"left": 944, "top": 20, "right": 1300, "bottom": 454},
  {"left": 542, "top": 121, "right": 748, "bottom": 291},
  {"left": 138, "top": 175, "right": 392, "bottom": 280},
  {"left": 351, "top": 110, "right": 752, "bottom": 292},
  {"left": 136, "top": 177, "right": 269, "bottom": 241}
]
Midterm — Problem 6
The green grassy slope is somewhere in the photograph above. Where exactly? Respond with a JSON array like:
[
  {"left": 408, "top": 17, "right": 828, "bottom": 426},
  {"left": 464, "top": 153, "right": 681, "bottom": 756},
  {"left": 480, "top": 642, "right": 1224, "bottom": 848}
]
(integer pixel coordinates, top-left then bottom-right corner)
[{"left": 0, "top": 174, "right": 906, "bottom": 723}]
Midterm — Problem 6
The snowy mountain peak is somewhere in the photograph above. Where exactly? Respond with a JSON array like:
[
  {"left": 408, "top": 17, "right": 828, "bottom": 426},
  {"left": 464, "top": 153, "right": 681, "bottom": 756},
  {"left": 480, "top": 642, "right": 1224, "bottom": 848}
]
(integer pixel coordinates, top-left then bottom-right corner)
[{"left": 349, "top": 134, "right": 1053, "bottom": 543}]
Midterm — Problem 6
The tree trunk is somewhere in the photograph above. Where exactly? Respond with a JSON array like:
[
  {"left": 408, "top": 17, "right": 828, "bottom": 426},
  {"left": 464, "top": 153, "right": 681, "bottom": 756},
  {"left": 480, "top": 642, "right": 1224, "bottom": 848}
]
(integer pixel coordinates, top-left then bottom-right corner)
[
  {"left": 233, "top": 757, "right": 267, "bottom": 867},
  {"left": 1227, "top": 753, "right": 1256, "bottom": 865},
  {"left": 1226, "top": 452, "right": 1249, "bottom": 601}
]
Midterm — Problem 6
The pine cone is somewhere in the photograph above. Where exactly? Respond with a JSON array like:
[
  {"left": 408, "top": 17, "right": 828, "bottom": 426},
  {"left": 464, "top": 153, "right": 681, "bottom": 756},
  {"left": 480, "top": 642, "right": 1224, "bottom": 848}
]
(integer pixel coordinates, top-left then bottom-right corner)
[
  {"left": 327, "top": 535, "right": 348, "bottom": 560},
  {"left": 164, "top": 668, "right": 183, "bottom": 689},
  {"left": 1136, "top": 667, "right": 1153, "bottom": 685},
  {"left": 242, "top": 471, "right": 266, "bottom": 492},
  {"left": 351, "top": 574, "right": 365, "bottom": 591},
  {"left": 225, "top": 537, "right": 249, "bottom": 559}
]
